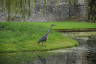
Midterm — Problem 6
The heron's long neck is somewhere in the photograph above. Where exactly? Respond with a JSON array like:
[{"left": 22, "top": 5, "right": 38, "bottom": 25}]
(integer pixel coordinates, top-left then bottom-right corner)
[{"left": 47, "top": 26, "right": 53, "bottom": 34}]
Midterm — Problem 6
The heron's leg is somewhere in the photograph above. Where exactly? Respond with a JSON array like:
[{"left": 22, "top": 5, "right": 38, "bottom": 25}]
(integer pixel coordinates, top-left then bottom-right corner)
[
  {"left": 44, "top": 43, "right": 46, "bottom": 48},
  {"left": 42, "top": 42, "right": 43, "bottom": 46},
  {"left": 42, "top": 42, "right": 45, "bottom": 47},
  {"left": 42, "top": 42, "right": 46, "bottom": 47},
  {"left": 37, "top": 42, "right": 40, "bottom": 45}
]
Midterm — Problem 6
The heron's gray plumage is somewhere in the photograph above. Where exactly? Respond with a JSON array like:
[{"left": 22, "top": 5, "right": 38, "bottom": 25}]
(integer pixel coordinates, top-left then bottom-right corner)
[{"left": 38, "top": 24, "right": 56, "bottom": 44}]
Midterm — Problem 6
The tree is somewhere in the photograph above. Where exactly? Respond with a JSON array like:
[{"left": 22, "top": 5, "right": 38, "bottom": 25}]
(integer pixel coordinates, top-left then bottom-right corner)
[{"left": 88, "top": 0, "right": 96, "bottom": 22}]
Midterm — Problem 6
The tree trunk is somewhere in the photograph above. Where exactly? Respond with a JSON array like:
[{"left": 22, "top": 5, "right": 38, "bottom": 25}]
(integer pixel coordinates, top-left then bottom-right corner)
[{"left": 88, "top": 0, "right": 96, "bottom": 22}]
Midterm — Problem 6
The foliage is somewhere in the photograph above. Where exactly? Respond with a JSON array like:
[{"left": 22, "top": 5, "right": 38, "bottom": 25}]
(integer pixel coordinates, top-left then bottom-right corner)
[{"left": 88, "top": 0, "right": 96, "bottom": 22}]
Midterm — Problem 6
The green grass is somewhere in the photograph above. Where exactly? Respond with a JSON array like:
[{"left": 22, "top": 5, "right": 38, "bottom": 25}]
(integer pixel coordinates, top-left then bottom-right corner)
[
  {"left": 33, "top": 21, "right": 96, "bottom": 29},
  {"left": 0, "top": 21, "right": 96, "bottom": 52}
]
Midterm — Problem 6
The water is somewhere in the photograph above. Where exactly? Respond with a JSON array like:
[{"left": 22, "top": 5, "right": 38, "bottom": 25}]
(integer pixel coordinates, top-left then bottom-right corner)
[{"left": 0, "top": 32, "right": 96, "bottom": 64}]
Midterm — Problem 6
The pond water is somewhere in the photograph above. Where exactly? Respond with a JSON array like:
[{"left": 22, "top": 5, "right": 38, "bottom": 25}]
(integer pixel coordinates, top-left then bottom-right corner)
[{"left": 0, "top": 32, "right": 96, "bottom": 64}]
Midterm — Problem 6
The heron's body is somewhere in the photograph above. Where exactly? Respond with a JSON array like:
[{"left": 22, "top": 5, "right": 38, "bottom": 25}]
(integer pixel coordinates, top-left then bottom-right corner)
[
  {"left": 38, "top": 24, "right": 56, "bottom": 44},
  {"left": 38, "top": 34, "right": 48, "bottom": 44}
]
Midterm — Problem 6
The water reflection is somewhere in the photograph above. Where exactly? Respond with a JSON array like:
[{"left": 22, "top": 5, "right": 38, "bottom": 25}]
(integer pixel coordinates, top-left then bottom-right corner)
[
  {"left": 86, "top": 36, "right": 96, "bottom": 64},
  {"left": 38, "top": 55, "right": 47, "bottom": 64},
  {"left": 0, "top": 32, "right": 96, "bottom": 64},
  {"left": 0, "top": 52, "right": 50, "bottom": 64}
]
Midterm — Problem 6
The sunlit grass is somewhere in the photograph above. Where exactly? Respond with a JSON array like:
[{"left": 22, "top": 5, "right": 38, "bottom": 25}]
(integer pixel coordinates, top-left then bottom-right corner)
[{"left": 0, "top": 21, "right": 96, "bottom": 52}]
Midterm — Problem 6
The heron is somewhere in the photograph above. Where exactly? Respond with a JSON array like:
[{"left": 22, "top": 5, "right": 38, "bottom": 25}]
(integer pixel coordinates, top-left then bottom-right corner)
[{"left": 38, "top": 24, "right": 56, "bottom": 45}]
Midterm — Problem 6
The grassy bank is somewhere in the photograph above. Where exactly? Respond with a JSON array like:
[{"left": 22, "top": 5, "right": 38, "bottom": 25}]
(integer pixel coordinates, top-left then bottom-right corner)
[{"left": 0, "top": 21, "right": 96, "bottom": 52}]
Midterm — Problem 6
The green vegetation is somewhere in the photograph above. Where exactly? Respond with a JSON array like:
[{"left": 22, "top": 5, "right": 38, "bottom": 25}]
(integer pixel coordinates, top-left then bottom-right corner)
[
  {"left": 35, "top": 21, "right": 96, "bottom": 29},
  {"left": 0, "top": 21, "right": 96, "bottom": 52}
]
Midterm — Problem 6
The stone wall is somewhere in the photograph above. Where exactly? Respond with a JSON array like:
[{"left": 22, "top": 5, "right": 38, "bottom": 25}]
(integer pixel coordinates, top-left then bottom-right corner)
[{"left": 0, "top": 0, "right": 87, "bottom": 22}]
